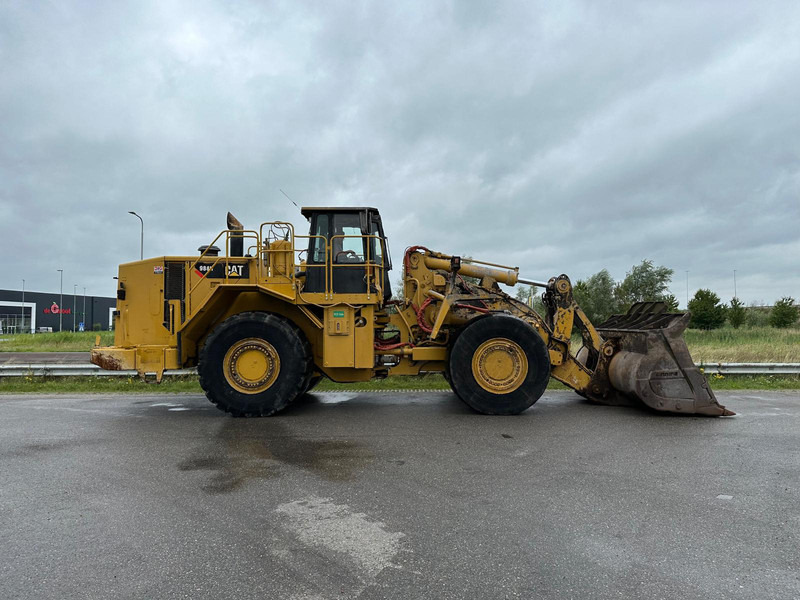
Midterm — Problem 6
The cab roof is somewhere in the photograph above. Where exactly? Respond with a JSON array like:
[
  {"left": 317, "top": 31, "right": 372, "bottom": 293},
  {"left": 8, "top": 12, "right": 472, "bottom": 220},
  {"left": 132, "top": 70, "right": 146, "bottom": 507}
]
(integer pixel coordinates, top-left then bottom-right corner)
[{"left": 300, "top": 206, "right": 380, "bottom": 220}]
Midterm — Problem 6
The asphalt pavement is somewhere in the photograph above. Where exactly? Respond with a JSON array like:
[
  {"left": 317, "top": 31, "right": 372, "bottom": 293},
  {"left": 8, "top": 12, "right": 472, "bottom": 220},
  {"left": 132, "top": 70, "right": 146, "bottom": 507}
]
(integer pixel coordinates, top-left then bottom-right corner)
[{"left": 1, "top": 390, "right": 798, "bottom": 600}]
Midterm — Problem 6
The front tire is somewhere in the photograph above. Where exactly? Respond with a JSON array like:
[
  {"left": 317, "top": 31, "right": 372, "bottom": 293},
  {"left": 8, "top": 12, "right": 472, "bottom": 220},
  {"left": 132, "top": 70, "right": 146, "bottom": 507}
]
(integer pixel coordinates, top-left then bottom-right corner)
[
  {"left": 198, "top": 312, "right": 312, "bottom": 417},
  {"left": 448, "top": 314, "right": 550, "bottom": 415}
]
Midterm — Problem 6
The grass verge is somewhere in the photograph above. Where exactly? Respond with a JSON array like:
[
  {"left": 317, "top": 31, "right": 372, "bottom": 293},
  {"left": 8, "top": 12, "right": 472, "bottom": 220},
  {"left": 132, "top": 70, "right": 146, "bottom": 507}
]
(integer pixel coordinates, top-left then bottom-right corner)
[
  {"left": 1, "top": 374, "right": 798, "bottom": 394},
  {"left": 685, "top": 326, "right": 800, "bottom": 363},
  {"left": 0, "top": 375, "right": 202, "bottom": 394},
  {"left": 0, "top": 331, "right": 114, "bottom": 352},
  {"left": 701, "top": 374, "right": 800, "bottom": 390}
]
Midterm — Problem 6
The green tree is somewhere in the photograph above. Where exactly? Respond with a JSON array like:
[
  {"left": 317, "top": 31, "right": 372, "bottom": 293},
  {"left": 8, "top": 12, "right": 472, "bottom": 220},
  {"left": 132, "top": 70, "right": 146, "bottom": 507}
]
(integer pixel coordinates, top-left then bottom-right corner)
[
  {"left": 688, "top": 289, "right": 728, "bottom": 329},
  {"left": 663, "top": 294, "right": 680, "bottom": 312},
  {"left": 573, "top": 269, "right": 619, "bottom": 324},
  {"left": 515, "top": 285, "right": 532, "bottom": 304},
  {"left": 392, "top": 276, "right": 405, "bottom": 302},
  {"left": 728, "top": 297, "right": 746, "bottom": 329},
  {"left": 614, "top": 260, "right": 675, "bottom": 311},
  {"left": 769, "top": 297, "right": 798, "bottom": 328},
  {"left": 515, "top": 285, "right": 545, "bottom": 315}
]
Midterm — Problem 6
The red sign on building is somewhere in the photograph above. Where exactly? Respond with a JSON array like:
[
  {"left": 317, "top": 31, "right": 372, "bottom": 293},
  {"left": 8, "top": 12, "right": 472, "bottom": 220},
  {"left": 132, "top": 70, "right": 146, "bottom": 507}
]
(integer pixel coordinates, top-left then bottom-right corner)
[{"left": 44, "top": 302, "right": 71, "bottom": 315}]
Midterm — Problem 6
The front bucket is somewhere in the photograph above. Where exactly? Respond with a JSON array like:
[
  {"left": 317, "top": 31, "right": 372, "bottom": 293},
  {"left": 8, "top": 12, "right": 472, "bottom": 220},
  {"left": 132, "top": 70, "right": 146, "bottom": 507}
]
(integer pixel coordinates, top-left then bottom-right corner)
[{"left": 596, "top": 302, "right": 734, "bottom": 416}]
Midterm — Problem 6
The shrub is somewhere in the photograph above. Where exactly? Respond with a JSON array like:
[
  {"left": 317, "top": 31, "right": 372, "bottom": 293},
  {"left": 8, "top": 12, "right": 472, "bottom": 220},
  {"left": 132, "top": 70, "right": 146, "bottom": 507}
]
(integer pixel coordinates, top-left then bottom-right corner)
[
  {"left": 92, "top": 323, "right": 102, "bottom": 331},
  {"left": 728, "top": 297, "right": 746, "bottom": 329},
  {"left": 688, "top": 289, "right": 727, "bottom": 329},
  {"left": 769, "top": 297, "right": 799, "bottom": 328},
  {"left": 746, "top": 302, "right": 770, "bottom": 327}
]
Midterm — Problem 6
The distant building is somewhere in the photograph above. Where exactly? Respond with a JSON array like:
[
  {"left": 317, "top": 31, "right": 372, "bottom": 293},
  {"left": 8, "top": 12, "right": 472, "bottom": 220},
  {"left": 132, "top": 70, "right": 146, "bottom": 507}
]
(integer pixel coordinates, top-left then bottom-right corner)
[{"left": 0, "top": 289, "right": 116, "bottom": 334}]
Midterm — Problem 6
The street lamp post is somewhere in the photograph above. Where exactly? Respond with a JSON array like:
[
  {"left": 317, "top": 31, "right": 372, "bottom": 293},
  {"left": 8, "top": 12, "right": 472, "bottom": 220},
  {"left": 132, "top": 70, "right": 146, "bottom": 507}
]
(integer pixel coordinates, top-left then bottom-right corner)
[
  {"left": 128, "top": 211, "right": 144, "bottom": 260},
  {"left": 83, "top": 287, "right": 87, "bottom": 332},
  {"left": 21, "top": 279, "right": 25, "bottom": 334},
  {"left": 685, "top": 270, "right": 689, "bottom": 309},
  {"left": 73, "top": 284, "right": 77, "bottom": 332},
  {"left": 57, "top": 269, "right": 63, "bottom": 332}
]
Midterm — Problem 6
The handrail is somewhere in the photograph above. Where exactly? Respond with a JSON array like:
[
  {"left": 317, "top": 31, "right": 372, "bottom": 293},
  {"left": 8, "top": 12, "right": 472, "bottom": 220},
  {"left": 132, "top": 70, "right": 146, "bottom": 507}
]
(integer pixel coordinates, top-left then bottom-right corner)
[
  {"left": 186, "top": 223, "right": 387, "bottom": 309},
  {"left": 260, "top": 221, "right": 294, "bottom": 247},
  {"left": 294, "top": 234, "right": 329, "bottom": 298},
  {"left": 187, "top": 229, "right": 260, "bottom": 297},
  {"left": 328, "top": 233, "right": 385, "bottom": 301}
]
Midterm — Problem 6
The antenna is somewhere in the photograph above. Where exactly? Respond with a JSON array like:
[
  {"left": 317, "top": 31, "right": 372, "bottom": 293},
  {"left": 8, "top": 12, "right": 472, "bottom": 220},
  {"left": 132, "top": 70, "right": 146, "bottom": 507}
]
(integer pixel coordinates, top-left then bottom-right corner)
[{"left": 280, "top": 189, "right": 300, "bottom": 210}]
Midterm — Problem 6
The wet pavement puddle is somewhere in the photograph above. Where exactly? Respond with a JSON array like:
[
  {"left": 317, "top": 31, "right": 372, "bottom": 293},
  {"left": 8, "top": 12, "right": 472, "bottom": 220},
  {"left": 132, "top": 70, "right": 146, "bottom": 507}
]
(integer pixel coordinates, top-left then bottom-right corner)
[{"left": 178, "top": 419, "right": 374, "bottom": 494}]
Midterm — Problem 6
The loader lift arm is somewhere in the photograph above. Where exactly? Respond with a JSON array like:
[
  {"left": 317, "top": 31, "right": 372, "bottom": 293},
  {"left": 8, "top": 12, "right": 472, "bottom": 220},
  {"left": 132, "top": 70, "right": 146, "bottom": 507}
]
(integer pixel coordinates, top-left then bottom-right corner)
[{"left": 388, "top": 247, "right": 731, "bottom": 416}]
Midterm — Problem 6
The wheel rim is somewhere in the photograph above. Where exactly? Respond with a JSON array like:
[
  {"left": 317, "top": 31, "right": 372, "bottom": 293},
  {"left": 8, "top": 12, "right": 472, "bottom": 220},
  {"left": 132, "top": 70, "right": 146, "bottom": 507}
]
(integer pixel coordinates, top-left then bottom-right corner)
[
  {"left": 223, "top": 338, "right": 280, "bottom": 394},
  {"left": 471, "top": 337, "right": 528, "bottom": 394}
]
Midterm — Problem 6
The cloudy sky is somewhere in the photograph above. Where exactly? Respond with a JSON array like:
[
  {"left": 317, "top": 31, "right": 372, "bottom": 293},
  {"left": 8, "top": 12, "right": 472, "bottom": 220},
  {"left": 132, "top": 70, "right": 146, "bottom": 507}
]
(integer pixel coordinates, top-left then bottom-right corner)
[{"left": 1, "top": 0, "right": 798, "bottom": 306}]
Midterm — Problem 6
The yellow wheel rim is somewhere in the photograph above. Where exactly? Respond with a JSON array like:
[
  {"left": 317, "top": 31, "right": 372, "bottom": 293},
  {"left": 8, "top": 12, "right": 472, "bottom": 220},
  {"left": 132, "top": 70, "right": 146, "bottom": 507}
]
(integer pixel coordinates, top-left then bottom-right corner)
[
  {"left": 471, "top": 337, "right": 528, "bottom": 394},
  {"left": 223, "top": 338, "right": 280, "bottom": 394}
]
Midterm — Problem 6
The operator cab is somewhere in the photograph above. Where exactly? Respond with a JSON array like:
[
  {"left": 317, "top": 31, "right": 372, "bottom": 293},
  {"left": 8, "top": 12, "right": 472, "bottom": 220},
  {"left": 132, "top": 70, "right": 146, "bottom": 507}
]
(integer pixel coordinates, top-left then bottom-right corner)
[{"left": 301, "top": 207, "right": 392, "bottom": 300}]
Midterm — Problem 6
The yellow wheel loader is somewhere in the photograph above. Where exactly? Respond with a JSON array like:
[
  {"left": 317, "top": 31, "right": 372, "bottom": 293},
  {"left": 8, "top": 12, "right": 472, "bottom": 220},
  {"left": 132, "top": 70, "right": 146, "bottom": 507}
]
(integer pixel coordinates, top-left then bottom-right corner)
[{"left": 91, "top": 207, "right": 732, "bottom": 417}]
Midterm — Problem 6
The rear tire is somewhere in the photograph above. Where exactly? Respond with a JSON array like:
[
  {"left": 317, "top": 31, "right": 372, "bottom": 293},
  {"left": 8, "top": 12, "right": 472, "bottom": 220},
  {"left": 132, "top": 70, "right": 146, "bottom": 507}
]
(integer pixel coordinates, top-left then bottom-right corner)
[
  {"left": 198, "top": 312, "right": 311, "bottom": 417},
  {"left": 448, "top": 314, "right": 550, "bottom": 415}
]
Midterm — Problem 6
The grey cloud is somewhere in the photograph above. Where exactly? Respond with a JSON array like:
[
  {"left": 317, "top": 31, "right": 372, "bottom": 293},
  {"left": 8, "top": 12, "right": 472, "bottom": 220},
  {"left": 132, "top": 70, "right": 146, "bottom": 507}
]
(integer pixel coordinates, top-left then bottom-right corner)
[{"left": 1, "top": 0, "right": 798, "bottom": 305}]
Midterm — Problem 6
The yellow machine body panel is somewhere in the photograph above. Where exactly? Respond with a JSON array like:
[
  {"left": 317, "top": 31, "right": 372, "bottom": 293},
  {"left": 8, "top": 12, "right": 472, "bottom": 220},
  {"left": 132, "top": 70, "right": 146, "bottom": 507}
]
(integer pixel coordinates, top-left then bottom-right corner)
[{"left": 95, "top": 216, "right": 387, "bottom": 383}]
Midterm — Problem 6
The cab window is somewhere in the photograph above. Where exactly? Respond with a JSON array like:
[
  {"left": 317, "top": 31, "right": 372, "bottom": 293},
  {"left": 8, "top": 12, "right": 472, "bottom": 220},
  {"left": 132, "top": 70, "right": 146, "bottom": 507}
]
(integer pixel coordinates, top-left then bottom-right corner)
[
  {"left": 332, "top": 213, "right": 365, "bottom": 262},
  {"left": 370, "top": 220, "right": 383, "bottom": 265},
  {"left": 310, "top": 214, "right": 328, "bottom": 263}
]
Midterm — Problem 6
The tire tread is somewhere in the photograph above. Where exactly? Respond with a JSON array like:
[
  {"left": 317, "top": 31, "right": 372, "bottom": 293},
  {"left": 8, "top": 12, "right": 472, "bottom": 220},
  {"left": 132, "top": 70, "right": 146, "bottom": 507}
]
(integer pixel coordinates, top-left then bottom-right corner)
[{"left": 197, "top": 311, "right": 312, "bottom": 417}]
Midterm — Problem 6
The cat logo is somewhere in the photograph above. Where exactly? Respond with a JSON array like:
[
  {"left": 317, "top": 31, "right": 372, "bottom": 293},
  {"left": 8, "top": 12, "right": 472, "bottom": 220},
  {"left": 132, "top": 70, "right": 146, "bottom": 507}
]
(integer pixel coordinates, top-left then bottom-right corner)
[{"left": 194, "top": 262, "right": 249, "bottom": 279}]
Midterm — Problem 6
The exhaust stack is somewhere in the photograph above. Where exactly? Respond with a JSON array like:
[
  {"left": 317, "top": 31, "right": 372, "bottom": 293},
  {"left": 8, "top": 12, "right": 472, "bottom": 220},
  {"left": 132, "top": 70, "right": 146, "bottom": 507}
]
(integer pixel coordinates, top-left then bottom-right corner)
[{"left": 227, "top": 212, "right": 244, "bottom": 257}]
